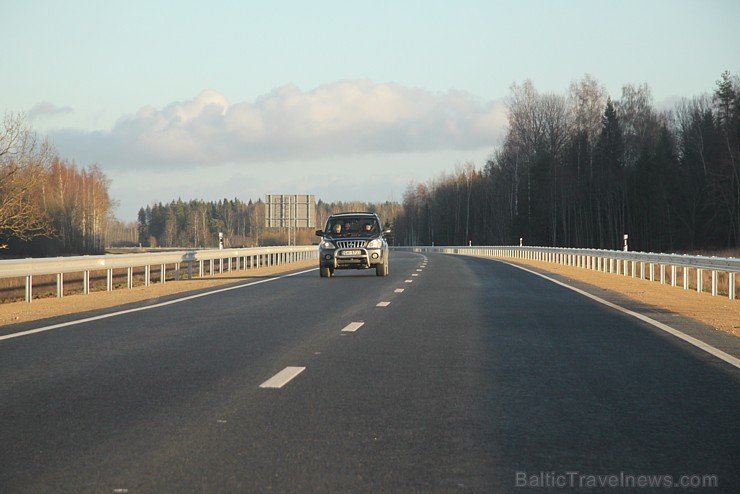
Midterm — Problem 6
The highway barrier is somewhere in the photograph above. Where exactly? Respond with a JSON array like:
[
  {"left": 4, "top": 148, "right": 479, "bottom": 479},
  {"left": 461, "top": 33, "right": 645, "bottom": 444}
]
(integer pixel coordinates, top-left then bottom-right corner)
[
  {"left": 393, "top": 246, "right": 739, "bottom": 300},
  {"left": 3, "top": 245, "right": 737, "bottom": 303},
  {"left": 0, "top": 246, "right": 318, "bottom": 303}
]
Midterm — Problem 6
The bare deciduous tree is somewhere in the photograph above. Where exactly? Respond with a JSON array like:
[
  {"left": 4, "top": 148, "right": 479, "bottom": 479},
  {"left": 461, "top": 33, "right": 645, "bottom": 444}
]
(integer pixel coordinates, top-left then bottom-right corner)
[{"left": 0, "top": 113, "right": 53, "bottom": 243}]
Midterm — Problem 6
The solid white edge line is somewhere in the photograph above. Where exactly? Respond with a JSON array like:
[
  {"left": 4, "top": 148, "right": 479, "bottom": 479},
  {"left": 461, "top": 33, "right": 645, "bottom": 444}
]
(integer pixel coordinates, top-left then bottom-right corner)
[
  {"left": 259, "top": 366, "right": 306, "bottom": 388},
  {"left": 0, "top": 268, "right": 318, "bottom": 342},
  {"left": 342, "top": 321, "right": 365, "bottom": 332},
  {"left": 500, "top": 260, "right": 740, "bottom": 370}
]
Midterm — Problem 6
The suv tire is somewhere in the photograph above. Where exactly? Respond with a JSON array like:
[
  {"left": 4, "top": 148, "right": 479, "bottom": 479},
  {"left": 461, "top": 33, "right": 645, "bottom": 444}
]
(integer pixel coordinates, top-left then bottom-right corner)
[{"left": 376, "top": 259, "right": 388, "bottom": 276}]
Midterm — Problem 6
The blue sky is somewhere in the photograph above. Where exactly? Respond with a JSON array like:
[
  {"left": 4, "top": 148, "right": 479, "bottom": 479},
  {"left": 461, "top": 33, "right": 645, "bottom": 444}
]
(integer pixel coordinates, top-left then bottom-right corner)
[{"left": 2, "top": 0, "right": 738, "bottom": 220}]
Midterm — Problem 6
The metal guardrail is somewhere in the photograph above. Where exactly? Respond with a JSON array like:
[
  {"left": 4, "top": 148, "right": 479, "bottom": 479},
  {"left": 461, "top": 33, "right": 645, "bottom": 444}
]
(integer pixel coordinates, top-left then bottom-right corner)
[
  {"left": 0, "top": 246, "right": 318, "bottom": 303},
  {"left": 392, "top": 246, "right": 739, "bottom": 300},
  {"left": 4, "top": 244, "right": 737, "bottom": 303}
]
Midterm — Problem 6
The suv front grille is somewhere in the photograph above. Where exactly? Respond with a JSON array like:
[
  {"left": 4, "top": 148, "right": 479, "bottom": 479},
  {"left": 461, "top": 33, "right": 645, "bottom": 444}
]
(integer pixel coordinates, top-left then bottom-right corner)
[{"left": 336, "top": 240, "right": 368, "bottom": 249}]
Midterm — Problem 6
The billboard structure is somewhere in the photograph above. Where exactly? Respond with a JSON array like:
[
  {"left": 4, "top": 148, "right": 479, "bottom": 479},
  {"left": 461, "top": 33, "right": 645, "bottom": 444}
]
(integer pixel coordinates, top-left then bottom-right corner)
[{"left": 265, "top": 194, "right": 316, "bottom": 245}]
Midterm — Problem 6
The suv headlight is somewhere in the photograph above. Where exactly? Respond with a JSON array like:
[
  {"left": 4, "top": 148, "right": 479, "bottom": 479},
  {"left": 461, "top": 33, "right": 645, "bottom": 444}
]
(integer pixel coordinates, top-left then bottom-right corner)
[
  {"left": 320, "top": 240, "right": 336, "bottom": 249},
  {"left": 366, "top": 238, "right": 382, "bottom": 249}
]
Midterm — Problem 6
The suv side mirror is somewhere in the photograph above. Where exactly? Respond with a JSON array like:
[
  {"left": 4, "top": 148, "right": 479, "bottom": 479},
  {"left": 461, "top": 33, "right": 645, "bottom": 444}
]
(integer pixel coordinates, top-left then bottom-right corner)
[
  {"left": 382, "top": 228, "right": 392, "bottom": 236},
  {"left": 315, "top": 230, "right": 324, "bottom": 237}
]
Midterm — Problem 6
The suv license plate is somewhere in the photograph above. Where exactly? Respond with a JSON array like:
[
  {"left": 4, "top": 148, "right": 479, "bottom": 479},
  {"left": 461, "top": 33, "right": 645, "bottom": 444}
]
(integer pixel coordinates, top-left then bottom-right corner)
[{"left": 342, "top": 250, "right": 362, "bottom": 256}]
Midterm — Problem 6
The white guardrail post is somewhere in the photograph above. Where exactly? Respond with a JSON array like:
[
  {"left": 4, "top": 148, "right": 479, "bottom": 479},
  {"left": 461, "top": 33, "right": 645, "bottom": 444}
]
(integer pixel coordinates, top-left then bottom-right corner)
[
  {"left": 391, "top": 246, "right": 739, "bottom": 300},
  {"left": 0, "top": 246, "right": 318, "bottom": 303}
]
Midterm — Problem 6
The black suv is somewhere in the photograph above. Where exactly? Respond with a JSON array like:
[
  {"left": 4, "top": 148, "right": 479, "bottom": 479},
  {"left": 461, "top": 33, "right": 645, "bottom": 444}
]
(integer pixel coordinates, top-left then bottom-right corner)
[{"left": 315, "top": 212, "right": 390, "bottom": 277}]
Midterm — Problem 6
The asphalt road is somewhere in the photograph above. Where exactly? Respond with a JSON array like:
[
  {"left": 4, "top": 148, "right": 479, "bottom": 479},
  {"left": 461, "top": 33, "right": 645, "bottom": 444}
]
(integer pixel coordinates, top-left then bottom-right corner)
[{"left": 1, "top": 252, "right": 738, "bottom": 493}]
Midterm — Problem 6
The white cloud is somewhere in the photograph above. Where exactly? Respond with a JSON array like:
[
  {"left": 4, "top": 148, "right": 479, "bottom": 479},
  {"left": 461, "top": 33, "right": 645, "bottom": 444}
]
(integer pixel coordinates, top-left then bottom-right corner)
[
  {"left": 28, "top": 102, "right": 73, "bottom": 120},
  {"left": 51, "top": 80, "right": 507, "bottom": 169}
]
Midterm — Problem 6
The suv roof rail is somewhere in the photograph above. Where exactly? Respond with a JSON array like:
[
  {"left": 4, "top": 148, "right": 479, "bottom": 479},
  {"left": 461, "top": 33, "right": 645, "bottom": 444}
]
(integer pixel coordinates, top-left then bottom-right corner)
[{"left": 330, "top": 211, "right": 374, "bottom": 214}]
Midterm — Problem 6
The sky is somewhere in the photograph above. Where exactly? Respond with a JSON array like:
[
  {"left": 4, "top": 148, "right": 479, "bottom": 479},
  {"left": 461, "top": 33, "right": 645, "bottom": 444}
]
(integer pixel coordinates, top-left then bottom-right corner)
[{"left": 1, "top": 0, "right": 738, "bottom": 221}]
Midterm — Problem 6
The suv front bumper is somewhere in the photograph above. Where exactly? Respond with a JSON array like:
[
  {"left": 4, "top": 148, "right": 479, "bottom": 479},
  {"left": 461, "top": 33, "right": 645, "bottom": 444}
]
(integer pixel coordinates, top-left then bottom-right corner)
[{"left": 319, "top": 247, "right": 385, "bottom": 269}]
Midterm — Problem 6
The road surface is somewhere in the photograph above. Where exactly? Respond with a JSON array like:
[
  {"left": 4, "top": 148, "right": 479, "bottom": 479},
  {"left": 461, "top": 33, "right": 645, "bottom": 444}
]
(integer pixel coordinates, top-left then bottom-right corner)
[{"left": 1, "top": 251, "right": 738, "bottom": 492}]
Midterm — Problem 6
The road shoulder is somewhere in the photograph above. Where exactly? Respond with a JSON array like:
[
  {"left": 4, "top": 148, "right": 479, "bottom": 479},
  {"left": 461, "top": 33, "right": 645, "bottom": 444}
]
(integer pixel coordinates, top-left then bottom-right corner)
[{"left": 493, "top": 257, "right": 740, "bottom": 360}]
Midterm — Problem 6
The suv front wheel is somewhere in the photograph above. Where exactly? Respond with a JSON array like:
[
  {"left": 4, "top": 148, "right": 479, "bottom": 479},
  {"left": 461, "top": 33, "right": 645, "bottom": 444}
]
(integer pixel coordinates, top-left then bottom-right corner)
[{"left": 375, "top": 258, "right": 389, "bottom": 276}]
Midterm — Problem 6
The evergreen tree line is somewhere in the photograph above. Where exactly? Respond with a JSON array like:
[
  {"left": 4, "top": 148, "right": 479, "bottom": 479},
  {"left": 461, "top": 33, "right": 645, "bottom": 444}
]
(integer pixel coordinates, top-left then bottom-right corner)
[
  {"left": 394, "top": 72, "right": 740, "bottom": 253},
  {"left": 136, "top": 198, "right": 264, "bottom": 248},
  {"left": 137, "top": 198, "right": 403, "bottom": 248},
  {"left": 1, "top": 113, "right": 114, "bottom": 256}
]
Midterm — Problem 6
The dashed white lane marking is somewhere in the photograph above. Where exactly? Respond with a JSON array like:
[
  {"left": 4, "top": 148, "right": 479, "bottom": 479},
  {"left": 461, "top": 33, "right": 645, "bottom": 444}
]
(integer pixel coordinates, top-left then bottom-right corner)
[
  {"left": 0, "top": 268, "right": 317, "bottom": 342},
  {"left": 412, "top": 274, "right": 419, "bottom": 277},
  {"left": 502, "top": 261, "right": 740, "bottom": 370},
  {"left": 342, "top": 321, "right": 365, "bottom": 332},
  {"left": 376, "top": 301, "right": 391, "bottom": 307},
  {"left": 259, "top": 366, "right": 306, "bottom": 389},
  {"left": 394, "top": 288, "right": 405, "bottom": 293},
  {"left": 405, "top": 279, "right": 413, "bottom": 283},
  {"left": 416, "top": 269, "right": 423, "bottom": 272}
]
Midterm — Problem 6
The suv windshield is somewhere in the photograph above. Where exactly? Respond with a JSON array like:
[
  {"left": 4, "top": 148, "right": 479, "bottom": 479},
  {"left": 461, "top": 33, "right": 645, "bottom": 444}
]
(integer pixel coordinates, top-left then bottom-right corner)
[{"left": 325, "top": 217, "right": 379, "bottom": 238}]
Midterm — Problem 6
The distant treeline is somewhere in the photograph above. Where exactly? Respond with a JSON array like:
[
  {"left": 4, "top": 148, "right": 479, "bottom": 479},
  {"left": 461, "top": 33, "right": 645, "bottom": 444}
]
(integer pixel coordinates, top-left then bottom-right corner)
[
  {"left": 136, "top": 198, "right": 263, "bottom": 248},
  {"left": 394, "top": 72, "right": 740, "bottom": 252},
  {"left": 135, "top": 198, "right": 401, "bottom": 248}
]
